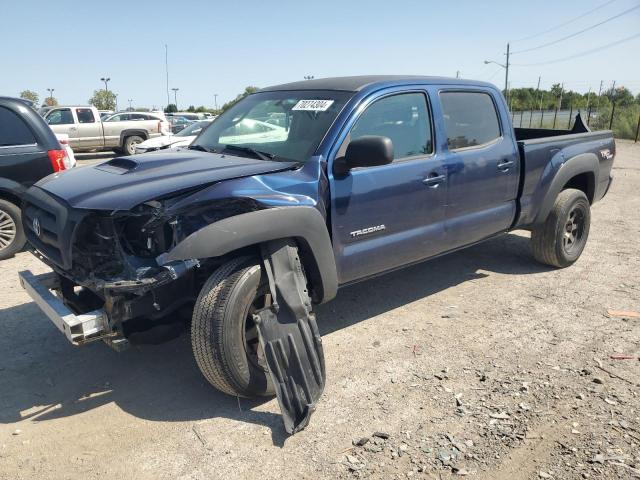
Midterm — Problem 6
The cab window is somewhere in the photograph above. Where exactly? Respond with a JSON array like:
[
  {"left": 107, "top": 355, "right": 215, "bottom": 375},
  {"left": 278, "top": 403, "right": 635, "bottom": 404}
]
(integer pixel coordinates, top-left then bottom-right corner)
[
  {"left": 76, "top": 108, "right": 96, "bottom": 123},
  {"left": 440, "top": 92, "right": 501, "bottom": 150},
  {"left": 46, "top": 109, "right": 74, "bottom": 125},
  {"left": 350, "top": 92, "right": 433, "bottom": 160}
]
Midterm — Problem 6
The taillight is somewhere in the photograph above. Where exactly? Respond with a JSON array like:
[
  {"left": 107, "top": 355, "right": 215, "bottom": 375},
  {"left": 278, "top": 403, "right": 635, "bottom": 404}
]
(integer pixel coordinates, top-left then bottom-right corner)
[{"left": 48, "top": 149, "right": 67, "bottom": 172}]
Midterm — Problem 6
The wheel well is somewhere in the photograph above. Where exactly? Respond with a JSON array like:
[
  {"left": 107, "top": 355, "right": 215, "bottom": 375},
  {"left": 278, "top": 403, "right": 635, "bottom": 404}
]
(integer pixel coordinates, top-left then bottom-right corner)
[
  {"left": 0, "top": 190, "right": 22, "bottom": 207},
  {"left": 199, "top": 238, "right": 326, "bottom": 304},
  {"left": 120, "top": 130, "right": 149, "bottom": 147},
  {"left": 562, "top": 172, "right": 595, "bottom": 204}
]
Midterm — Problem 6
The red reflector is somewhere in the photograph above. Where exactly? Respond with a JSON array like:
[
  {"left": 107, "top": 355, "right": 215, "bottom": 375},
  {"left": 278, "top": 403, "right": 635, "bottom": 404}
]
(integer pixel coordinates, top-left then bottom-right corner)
[{"left": 48, "top": 149, "right": 67, "bottom": 172}]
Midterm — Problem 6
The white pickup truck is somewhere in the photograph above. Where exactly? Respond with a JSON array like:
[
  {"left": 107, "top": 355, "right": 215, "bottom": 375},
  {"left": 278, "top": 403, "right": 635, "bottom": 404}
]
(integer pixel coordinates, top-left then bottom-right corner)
[{"left": 43, "top": 106, "right": 170, "bottom": 155}]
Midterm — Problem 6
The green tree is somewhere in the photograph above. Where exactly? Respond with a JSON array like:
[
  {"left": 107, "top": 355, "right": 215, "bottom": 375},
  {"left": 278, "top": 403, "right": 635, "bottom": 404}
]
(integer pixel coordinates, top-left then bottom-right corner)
[
  {"left": 187, "top": 105, "right": 196, "bottom": 112},
  {"left": 608, "top": 87, "right": 635, "bottom": 107},
  {"left": 550, "top": 83, "right": 563, "bottom": 98},
  {"left": 20, "top": 90, "right": 39, "bottom": 106},
  {"left": 221, "top": 86, "right": 259, "bottom": 112},
  {"left": 88, "top": 89, "right": 116, "bottom": 110},
  {"left": 164, "top": 103, "right": 177, "bottom": 113},
  {"left": 43, "top": 96, "right": 58, "bottom": 107}
]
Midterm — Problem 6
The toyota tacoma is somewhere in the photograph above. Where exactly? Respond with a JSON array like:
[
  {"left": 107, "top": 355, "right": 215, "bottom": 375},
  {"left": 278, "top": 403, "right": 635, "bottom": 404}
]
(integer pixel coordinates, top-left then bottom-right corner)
[{"left": 19, "top": 76, "right": 615, "bottom": 433}]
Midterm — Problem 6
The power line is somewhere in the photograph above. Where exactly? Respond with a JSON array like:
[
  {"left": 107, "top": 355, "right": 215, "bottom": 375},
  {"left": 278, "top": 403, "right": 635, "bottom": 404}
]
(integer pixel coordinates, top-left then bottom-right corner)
[
  {"left": 511, "top": 3, "right": 640, "bottom": 54},
  {"left": 512, "top": 0, "right": 620, "bottom": 42},
  {"left": 511, "top": 32, "right": 640, "bottom": 66}
]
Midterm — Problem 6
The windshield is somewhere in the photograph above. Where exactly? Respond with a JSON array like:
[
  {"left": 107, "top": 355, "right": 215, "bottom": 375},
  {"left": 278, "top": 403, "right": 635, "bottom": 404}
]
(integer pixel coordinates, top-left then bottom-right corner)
[
  {"left": 176, "top": 120, "right": 211, "bottom": 137},
  {"left": 193, "top": 90, "right": 352, "bottom": 162}
]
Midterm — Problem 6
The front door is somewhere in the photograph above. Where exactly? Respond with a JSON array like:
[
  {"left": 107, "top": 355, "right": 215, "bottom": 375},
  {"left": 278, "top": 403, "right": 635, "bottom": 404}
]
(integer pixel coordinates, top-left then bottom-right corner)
[
  {"left": 437, "top": 90, "right": 520, "bottom": 249},
  {"left": 330, "top": 90, "right": 446, "bottom": 285},
  {"left": 45, "top": 108, "right": 79, "bottom": 148}
]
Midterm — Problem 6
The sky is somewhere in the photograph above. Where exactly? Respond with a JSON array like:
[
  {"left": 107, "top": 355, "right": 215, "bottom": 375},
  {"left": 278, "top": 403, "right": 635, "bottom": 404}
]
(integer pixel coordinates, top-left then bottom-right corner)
[{"left": 2, "top": 0, "right": 639, "bottom": 109}]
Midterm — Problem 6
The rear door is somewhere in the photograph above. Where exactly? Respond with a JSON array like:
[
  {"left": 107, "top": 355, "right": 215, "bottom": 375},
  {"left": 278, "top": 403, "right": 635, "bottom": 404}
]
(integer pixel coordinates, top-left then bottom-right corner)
[
  {"left": 45, "top": 108, "right": 79, "bottom": 148},
  {"left": 436, "top": 89, "right": 520, "bottom": 249},
  {"left": 75, "top": 108, "right": 103, "bottom": 149},
  {"left": 329, "top": 88, "right": 447, "bottom": 284}
]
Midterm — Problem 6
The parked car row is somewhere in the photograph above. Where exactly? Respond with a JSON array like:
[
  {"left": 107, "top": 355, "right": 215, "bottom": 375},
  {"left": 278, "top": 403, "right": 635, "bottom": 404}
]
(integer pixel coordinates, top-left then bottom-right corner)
[
  {"left": 135, "top": 119, "right": 214, "bottom": 153},
  {"left": 43, "top": 106, "right": 170, "bottom": 155}
]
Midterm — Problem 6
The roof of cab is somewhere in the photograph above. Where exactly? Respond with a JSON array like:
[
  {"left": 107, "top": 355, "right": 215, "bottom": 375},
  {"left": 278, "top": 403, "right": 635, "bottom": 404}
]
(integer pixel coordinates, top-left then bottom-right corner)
[{"left": 260, "top": 75, "right": 495, "bottom": 93}]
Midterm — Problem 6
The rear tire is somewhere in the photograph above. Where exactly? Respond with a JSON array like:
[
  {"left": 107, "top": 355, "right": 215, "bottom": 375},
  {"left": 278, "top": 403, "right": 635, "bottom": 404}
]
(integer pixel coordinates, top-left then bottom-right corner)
[
  {"left": 531, "top": 188, "right": 590, "bottom": 268},
  {"left": 191, "top": 257, "right": 274, "bottom": 398},
  {"left": 0, "top": 199, "right": 26, "bottom": 260},
  {"left": 123, "top": 135, "right": 144, "bottom": 156}
]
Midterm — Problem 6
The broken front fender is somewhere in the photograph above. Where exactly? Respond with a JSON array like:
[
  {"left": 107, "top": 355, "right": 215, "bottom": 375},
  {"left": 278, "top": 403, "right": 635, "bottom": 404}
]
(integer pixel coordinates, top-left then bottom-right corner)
[{"left": 156, "top": 206, "right": 338, "bottom": 304}]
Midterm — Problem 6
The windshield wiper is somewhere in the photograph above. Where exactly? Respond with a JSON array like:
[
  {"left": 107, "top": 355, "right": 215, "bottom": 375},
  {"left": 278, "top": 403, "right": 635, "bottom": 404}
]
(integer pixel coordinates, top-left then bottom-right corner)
[
  {"left": 188, "top": 144, "right": 217, "bottom": 153},
  {"left": 222, "top": 144, "right": 276, "bottom": 161}
]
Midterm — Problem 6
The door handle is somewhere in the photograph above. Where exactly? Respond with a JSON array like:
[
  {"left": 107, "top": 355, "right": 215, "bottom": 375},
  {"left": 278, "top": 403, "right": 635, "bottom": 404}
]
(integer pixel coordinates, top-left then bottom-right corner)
[
  {"left": 423, "top": 173, "right": 446, "bottom": 187},
  {"left": 497, "top": 159, "right": 514, "bottom": 171}
]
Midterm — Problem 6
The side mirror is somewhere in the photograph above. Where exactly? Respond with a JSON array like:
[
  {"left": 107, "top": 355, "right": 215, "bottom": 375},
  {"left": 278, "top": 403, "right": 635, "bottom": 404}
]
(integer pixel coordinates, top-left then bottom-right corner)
[
  {"left": 344, "top": 135, "right": 393, "bottom": 170},
  {"left": 333, "top": 135, "right": 394, "bottom": 176}
]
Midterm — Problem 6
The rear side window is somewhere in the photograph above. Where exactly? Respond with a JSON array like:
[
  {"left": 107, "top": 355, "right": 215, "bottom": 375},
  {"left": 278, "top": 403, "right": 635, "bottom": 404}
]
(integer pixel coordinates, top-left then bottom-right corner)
[
  {"left": 351, "top": 92, "right": 433, "bottom": 160},
  {"left": 76, "top": 108, "right": 96, "bottom": 123},
  {"left": 46, "top": 108, "right": 74, "bottom": 125},
  {"left": 440, "top": 92, "right": 501, "bottom": 150},
  {"left": 0, "top": 106, "right": 37, "bottom": 146}
]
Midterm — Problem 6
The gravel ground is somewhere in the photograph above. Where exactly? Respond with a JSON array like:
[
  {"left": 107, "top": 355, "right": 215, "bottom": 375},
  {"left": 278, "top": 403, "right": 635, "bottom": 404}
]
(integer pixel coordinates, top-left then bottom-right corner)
[{"left": 0, "top": 141, "right": 638, "bottom": 480}]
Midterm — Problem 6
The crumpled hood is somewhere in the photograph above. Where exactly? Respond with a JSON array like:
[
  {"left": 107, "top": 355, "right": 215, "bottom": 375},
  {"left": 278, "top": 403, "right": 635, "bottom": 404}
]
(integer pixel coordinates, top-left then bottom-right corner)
[{"left": 35, "top": 150, "right": 298, "bottom": 210}]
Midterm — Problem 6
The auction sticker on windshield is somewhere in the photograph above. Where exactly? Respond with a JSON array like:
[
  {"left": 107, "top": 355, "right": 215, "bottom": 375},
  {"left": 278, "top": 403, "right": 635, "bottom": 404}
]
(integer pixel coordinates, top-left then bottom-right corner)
[{"left": 292, "top": 100, "right": 334, "bottom": 111}]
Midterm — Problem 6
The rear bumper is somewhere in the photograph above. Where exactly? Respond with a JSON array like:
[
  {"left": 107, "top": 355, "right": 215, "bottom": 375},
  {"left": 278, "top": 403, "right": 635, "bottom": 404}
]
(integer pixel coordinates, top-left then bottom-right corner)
[{"left": 18, "top": 270, "right": 112, "bottom": 345}]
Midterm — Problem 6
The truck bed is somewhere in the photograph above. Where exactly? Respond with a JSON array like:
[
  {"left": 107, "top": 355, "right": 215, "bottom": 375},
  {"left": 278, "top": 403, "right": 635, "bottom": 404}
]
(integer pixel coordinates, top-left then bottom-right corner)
[{"left": 513, "top": 114, "right": 615, "bottom": 228}]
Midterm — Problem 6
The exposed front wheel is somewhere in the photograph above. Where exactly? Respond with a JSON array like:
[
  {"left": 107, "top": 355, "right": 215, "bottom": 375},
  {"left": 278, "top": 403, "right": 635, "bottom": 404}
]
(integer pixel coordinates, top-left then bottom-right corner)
[
  {"left": 0, "top": 199, "right": 26, "bottom": 260},
  {"left": 191, "top": 257, "right": 274, "bottom": 398},
  {"left": 531, "top": 188, "right": 590, "bottom": 268}
]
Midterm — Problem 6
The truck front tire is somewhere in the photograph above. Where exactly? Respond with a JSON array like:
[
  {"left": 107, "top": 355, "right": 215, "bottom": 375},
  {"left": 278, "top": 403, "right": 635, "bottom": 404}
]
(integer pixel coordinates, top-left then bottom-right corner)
[
  {"left": 531, "top": 188, "right": 591, "bottom": 268},
  {"left": 191, "top": 257, "right": 275, "bottom": 398},
  {"left": 0, "top": 199, "right": 26, "bottom": 260}
]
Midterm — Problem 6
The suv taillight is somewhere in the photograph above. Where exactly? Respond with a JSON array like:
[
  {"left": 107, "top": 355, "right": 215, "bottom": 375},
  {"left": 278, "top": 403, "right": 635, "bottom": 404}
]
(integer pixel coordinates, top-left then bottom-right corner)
[{"left": 48, "top": 149, "right": 67, "bottom": 172}]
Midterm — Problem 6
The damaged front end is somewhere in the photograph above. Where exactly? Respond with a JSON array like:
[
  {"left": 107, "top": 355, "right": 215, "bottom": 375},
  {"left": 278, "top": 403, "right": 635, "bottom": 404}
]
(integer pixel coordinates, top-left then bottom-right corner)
[{"left": 21, "top": 189, "right": 256, "bottom": 348}]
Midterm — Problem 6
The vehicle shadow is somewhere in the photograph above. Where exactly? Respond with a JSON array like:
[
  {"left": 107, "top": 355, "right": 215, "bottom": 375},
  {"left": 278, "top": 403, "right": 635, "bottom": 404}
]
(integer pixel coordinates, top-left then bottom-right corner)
[{"left": 0, "top": 232, "right": 549, "bottom": 443}]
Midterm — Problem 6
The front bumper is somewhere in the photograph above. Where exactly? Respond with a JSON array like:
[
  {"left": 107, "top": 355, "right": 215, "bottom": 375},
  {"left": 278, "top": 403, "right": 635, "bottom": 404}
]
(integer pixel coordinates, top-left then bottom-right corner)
[{"left": 18, "top": 270, "right": 113, "bottom": 345}]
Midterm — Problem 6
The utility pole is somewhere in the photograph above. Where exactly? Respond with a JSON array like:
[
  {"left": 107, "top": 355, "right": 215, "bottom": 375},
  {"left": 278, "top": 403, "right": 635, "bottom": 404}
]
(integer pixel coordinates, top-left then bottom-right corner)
[
  {"left": 128, "top": 98, "right": 133, "bottom": 110},
  {"left": 214, "top": 94, "right": 218, "bottom": 110},
  {"left": 504, "top": 43, "right": 510, "bottom": 101},
  {"left": 456, "top": 70, "right": 461, "bottom": 79},
  {"left": 172, "top": 88, "right": 179, "bottom": 110},
  {"left": 165, "top": 44, "right": 170, "bottom": 109}
]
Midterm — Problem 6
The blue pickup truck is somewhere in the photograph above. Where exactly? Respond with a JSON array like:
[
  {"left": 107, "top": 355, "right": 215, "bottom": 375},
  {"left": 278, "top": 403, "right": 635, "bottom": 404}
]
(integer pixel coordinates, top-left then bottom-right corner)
[{"left": 19, "top": 76, "right": 615, "bottom": 432}]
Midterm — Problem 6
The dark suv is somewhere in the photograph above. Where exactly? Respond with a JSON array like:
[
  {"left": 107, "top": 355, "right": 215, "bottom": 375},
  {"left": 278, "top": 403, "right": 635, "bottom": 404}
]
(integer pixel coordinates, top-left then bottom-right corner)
[{"left": 0, "top": 97, "right": 72, "bottom": 259}]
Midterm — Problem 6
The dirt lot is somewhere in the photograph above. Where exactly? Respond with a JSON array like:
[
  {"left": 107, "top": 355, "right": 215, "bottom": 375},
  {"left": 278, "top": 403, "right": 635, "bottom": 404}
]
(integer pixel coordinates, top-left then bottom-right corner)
[{"left": 1, "top": 141, "right": 639, "bottom": 480}]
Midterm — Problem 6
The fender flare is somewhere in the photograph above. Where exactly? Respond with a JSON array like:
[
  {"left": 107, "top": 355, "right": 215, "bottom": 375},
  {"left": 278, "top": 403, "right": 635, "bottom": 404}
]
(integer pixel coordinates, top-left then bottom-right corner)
[
  {"left": 534, "top": 152, "right": 598, "bottom": 225},
  {"left": 119, "top": 129, "right": 149, "bottom": 147},
  {"left": 156, "top": 206, "right": 338, "bottom": 304}
]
